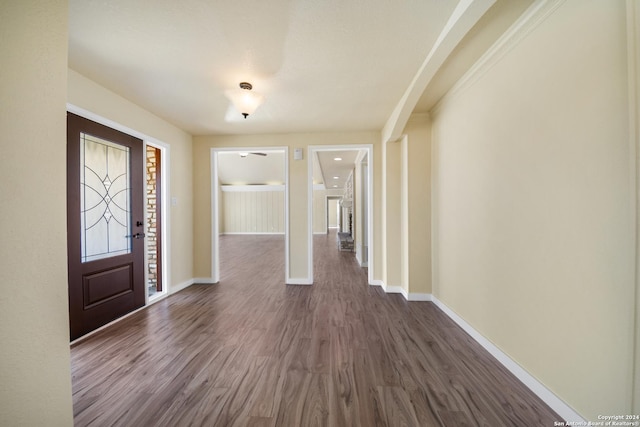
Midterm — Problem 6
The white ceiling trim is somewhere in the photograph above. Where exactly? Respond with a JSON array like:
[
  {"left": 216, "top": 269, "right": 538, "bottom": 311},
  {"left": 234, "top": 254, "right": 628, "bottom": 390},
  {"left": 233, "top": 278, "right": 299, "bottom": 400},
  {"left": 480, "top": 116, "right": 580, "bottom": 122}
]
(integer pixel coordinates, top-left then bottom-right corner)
[
  {"left": 221, "top": 185, "right": 285, "bottom": 192},
  {"left": 382, "top": 0, "right": 496, "bottom": 142},
  {"left": 431, "top": 0, "right": 565, "bottom": 115}
]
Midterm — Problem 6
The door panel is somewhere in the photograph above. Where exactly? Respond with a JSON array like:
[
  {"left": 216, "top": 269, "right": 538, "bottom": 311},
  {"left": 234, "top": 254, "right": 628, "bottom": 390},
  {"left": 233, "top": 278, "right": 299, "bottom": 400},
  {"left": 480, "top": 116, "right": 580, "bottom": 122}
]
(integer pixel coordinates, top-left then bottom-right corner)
[
  {"left": 67, "top": 113, "right": 145, "bottom": 340},
  {"left": 83, "top": 264, "right": 133, "bottom": 307}
]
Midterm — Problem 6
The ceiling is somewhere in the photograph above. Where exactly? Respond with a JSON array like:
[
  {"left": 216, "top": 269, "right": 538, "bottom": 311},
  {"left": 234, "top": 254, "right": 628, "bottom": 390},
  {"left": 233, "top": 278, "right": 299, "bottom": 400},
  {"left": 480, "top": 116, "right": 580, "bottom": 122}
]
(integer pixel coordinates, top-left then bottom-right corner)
[
  {"left": 314, "top": 150, "right": 363, "bottom": 189},
  {"left": 217, "top": 151, "right": 286, "bottom": 186},
  {"left": 68, "top": 1, "right": 533, "bottom": 185},
  {"left": 68, "top": 0, "right": 460, "bottom": 136}
]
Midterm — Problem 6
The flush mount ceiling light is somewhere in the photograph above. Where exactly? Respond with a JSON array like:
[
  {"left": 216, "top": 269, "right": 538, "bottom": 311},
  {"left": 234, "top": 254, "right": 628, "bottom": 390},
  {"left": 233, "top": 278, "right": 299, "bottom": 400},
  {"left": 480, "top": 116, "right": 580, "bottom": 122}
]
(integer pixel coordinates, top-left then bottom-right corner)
[
  {"left": 334, "top": 157, "right": 342, "bottom": 161},
  {"left": 225, "top": 82, "right": 264, "bottom": 119}
]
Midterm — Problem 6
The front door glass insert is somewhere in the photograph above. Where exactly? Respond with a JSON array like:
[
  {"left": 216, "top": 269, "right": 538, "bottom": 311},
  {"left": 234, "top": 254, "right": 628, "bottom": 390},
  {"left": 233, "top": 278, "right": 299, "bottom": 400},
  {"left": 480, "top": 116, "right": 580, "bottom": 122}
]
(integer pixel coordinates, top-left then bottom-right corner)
[{"left": 80, "top": 133, "right": 131, "bottom": 262}]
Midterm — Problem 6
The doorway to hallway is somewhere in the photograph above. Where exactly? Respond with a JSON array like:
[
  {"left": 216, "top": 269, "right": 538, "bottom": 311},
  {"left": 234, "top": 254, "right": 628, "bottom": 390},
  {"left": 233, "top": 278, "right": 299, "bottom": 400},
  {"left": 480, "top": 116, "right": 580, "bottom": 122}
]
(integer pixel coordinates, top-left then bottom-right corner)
[
  {"left": 327, "top": 197, "right": 340, "bottom": 231},
  {"left": 308, "top": 145, "right": 373, "bottom": 284}
]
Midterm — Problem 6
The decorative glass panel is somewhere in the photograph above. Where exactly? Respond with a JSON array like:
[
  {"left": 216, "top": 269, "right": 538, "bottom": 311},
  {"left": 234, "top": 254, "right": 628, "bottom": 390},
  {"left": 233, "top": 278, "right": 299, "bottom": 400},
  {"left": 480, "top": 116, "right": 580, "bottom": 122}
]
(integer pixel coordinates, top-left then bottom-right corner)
[{"left": 80, "top": 133, "right": 131, "bottom": 262}]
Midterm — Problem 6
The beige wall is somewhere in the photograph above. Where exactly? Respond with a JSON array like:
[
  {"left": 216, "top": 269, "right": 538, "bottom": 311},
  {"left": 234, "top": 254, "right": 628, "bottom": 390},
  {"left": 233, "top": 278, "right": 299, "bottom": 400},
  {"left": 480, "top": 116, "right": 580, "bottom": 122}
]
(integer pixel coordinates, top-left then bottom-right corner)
[
  {"left": 328, "top": 198, "right": 339, "bottom": 228},
  {"left": 313, "top": 188, "right": 342, "bottom": 233},
  {"left": 193, "top": 133, "right": 378, "bottom": 281},
  {"left": 354, "top": 160, "right": 364, "bottom": 259},
  {"left": 222, "top": 188, "right": 285, "bottom": 233},
  {"left": 401, "top": 115, "right": 432, "bottom": 295},
  {"left": 383, "top": 139, "right": 402, "bottom": 289},
  {"left": 372, "top": 141, "right": 384, "bottom": 284},
  {"left": 431, "top": 0, "right": 634, "bottom": 419},
  {"left": 68, "top": 69, "right": 194, "bottom": 289},
  {"left": 0, "top": 1, "right": 74, "bottom": 425}
]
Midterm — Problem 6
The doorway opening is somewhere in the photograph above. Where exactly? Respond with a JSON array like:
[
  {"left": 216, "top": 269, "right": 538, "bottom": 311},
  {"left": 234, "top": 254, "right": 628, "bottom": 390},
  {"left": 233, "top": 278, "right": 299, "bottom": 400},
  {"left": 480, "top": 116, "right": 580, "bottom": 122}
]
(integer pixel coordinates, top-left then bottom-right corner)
[
  {"left": 327, "top": 196, "right": 341, "bottom": 231},
  {"left": 308, "top": 145, "right": 374, "bottom": 284},
  {"left": 211, "top": 147, "right": 289, "bottom": 283}
]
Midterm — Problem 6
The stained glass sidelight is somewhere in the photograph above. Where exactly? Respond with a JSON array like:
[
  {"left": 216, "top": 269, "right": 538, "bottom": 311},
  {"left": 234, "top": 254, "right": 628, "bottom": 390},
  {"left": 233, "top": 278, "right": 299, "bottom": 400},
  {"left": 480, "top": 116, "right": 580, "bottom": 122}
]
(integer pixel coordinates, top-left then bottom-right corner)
[{"left": 80, "top": 133, "right": 131, "bottom": 262}]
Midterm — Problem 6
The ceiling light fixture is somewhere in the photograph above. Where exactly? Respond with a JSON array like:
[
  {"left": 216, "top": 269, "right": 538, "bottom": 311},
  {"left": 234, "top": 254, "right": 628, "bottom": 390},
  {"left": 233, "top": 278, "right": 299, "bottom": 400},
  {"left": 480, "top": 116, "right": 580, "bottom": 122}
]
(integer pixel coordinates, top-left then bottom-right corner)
[
  {"left": 226, "top": 82, "right": 264, "bottom": 119},
  {"left": 334, "top": 157, "right": 342, "bottom": 161},
  {"left": 333, "top": 176, "right": 339, "bottom": 179}
]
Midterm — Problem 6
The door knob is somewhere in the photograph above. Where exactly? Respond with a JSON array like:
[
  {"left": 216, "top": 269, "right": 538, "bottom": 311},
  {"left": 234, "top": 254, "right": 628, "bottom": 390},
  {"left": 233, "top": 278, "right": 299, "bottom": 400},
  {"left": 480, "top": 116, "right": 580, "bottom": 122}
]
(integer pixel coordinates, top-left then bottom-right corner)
[{"left": 125, "top": 233, "right": 146, "bottom": 239}]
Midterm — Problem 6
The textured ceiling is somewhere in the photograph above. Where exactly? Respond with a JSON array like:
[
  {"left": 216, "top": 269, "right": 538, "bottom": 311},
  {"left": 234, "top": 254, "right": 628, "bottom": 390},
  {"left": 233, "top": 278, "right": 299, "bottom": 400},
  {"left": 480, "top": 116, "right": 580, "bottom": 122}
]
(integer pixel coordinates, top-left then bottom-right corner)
[
  {"left": 68, "top": 0, "right": 459, "bottom": 135},
  {"left": 68, "top": 1, "right": 532, "bottom": 184}
]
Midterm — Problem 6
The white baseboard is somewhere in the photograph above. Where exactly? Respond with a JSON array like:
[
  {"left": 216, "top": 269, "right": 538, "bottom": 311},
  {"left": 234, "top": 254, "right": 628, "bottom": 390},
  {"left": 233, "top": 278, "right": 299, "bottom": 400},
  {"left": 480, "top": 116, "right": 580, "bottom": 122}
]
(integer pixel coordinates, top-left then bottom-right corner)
[
  {"left": 384, "top": 285, "right": 404, "bottom": 294},
  {"left": 367, "top": 279, "right": 580, "bottom": 420},
  {"left": 286, "top": 278, "right": 313, "bottom": 285},
  {"left": 368, "top": 280, "right": 429, "bottom": 301},
  {"left": 405, "top": 292, "right": 432, "bottom": 301},
  {"left": 431, "top": 296, "right": 585, "bottom": 423},
  {"left": 355, "top": 254, "right": 369, "bottom": 268}
]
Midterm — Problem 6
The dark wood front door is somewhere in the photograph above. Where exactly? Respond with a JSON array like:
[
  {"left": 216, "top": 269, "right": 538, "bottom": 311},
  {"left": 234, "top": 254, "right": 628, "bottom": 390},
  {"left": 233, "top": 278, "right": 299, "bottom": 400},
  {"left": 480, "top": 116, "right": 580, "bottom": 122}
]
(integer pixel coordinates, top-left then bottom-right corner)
[{"left": 67, "top": 113, "right": 145, "bottom": 340}]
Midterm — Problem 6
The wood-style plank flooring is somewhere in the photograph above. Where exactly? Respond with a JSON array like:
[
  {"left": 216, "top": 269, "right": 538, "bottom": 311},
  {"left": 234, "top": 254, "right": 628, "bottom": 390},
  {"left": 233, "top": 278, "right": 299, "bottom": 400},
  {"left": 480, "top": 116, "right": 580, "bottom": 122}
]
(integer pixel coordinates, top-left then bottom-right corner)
[{"left": 71, "top": 231, "right": 561, "bottom": 426}]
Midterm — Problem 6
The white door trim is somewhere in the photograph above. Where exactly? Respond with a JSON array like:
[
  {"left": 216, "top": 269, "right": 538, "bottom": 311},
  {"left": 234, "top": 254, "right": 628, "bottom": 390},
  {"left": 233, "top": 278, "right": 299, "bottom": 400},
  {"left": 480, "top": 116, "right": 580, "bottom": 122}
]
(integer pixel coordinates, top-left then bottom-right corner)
[
  {"left": 307, "top": 144, "right": 374, "bottom": 285},
  {"left": 66, "top": 103, "right": 171, "bottom": 304},
  {"left": 210, "top": 147, "right": 289, "bottom": 283}
]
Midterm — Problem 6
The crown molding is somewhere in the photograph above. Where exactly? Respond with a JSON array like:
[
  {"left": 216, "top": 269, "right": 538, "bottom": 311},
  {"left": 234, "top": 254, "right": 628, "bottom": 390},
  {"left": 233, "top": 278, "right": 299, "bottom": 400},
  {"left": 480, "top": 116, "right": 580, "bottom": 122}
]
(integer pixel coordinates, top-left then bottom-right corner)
[{"left": 432, "top": 0, "right": 566, "bottom": 115}]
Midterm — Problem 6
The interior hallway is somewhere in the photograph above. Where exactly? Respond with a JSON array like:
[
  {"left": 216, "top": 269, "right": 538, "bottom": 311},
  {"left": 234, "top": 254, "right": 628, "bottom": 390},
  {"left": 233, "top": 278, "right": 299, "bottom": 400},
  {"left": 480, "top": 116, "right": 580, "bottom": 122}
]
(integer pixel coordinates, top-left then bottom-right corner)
[{"left": 71, "top": 231, "right": 560, "bottom": 426}]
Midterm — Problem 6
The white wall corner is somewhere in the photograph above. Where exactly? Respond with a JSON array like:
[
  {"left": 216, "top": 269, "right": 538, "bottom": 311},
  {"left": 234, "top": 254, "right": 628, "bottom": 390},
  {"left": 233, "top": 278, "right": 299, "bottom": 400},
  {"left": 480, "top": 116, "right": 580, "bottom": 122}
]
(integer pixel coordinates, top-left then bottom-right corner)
[
  {"left": 221, "top": 184, "right": 285, "bottom": 192},
  {"left": 431, "top": 296, "right": 585, "bottom": 423},
  {"left": 406, "top": 293, "right": 433, "bottom": 302},
  {"left": 360, "top": 261, "right": 369, "bottom": 268}
]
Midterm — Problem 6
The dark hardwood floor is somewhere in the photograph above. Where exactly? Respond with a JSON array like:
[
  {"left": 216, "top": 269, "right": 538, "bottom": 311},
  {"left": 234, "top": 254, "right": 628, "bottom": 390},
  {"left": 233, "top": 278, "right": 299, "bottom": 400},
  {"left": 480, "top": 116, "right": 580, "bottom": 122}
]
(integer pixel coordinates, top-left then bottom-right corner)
[{"left": 71, "top": 231, "right": 561, "bottom": 426}]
